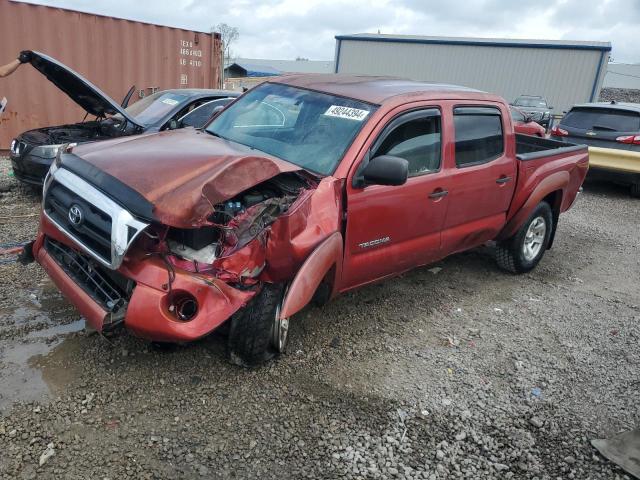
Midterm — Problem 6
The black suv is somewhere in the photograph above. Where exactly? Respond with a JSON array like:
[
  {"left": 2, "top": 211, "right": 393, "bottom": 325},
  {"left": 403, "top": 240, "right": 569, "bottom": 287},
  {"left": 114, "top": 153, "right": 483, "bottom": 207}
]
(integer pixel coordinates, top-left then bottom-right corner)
[
  {"left": 551, "top": 101, "right": 640, "bottom": 196},
  {"left": 511, "top": 95, "right": 553, "bottom": 129}
]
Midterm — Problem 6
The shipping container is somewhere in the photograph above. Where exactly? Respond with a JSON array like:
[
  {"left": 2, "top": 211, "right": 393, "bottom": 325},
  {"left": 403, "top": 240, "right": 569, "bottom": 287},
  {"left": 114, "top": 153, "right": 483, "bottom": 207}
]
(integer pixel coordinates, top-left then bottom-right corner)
[{"left": 0, "top": 0, "right": 222, "bottom": 149}]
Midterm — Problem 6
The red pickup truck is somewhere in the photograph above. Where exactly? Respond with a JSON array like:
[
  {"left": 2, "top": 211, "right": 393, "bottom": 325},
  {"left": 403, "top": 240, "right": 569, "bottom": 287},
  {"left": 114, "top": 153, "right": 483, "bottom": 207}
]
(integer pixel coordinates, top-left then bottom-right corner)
[{"left": 27, "top": 75, "right": 589, "bottom": 365}]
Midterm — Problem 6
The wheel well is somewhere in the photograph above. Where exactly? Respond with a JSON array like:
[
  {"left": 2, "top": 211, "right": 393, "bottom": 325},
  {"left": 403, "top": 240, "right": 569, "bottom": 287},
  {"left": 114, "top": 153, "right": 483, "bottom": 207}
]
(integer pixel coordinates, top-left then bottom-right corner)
[
  {"left": 311, "top": 264, "right": 336, "bottom": 306},
  {"left": 542, "top": 190, "right": 562, "bottom": 249}
]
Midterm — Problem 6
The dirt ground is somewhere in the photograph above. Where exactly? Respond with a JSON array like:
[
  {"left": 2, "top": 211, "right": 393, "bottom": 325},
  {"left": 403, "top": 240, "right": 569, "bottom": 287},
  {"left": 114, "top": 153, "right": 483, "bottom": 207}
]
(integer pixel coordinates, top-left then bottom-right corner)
[{"left": 0, "top": 156, "right": 638, "bottom": 479}]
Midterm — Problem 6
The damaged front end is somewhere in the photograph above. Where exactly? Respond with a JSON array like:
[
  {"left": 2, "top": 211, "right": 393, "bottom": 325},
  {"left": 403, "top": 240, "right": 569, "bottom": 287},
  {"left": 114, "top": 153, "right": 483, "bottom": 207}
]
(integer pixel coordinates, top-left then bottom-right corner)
[
  {"left": 35, "top": 157, "right": 319, "bottom": 343},
  {"left": 163, "top": 172, "right": 307, "bottom": 284}
]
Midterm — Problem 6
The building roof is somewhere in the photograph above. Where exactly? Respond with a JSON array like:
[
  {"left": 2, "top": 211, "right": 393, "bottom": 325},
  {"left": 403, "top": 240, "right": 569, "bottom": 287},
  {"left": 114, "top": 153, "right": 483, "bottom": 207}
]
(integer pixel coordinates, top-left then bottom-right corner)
[
  {"left": 225, "top": 62, "right": 282, "bottom": 77},
  {"left": 335, "top": 33, "right": 612, "bottom": 52},
  {"left": 272, "top": 74, "right": 494, "bottom": 105},
  {"left": 226, "top": 58, "right": 334, "bottom": 75}
]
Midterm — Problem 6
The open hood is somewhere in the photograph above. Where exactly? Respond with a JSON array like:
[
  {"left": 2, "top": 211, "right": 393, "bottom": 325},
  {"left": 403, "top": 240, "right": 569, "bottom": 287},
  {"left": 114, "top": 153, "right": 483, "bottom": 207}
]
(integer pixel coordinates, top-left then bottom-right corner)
[
  {"left": 30, "top": 51, "right": 143, "bottom": 128},
  {"left": 62, "top": 128, "right": 302, "bottom": 227}
]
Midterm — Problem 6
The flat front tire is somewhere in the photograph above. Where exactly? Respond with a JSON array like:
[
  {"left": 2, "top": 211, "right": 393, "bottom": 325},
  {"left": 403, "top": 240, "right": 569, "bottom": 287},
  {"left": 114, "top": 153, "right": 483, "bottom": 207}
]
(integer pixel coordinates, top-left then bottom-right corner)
[
  {"left": 227, "top": 283, "right": 288, "bottom": 367},
  {"left": 496, "top": 202, "right": 553, "bottom": 274}
]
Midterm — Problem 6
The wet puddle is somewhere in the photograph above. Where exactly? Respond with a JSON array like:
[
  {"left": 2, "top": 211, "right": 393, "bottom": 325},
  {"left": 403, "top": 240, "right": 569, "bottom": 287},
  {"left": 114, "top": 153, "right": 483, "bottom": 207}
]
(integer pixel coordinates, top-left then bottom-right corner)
[
  {"left": 27, "top": 319, "right": 85, "bottom": 338},
  {"left": 0, "top": 281, "right": 85, "bottom": 411}
]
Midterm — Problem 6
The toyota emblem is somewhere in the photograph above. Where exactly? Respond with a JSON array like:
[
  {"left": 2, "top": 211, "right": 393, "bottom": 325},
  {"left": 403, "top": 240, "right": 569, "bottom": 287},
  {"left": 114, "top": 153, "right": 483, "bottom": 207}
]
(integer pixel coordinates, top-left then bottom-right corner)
[{"left": 68, "top": 204, "right": 83, "bottom": 225}]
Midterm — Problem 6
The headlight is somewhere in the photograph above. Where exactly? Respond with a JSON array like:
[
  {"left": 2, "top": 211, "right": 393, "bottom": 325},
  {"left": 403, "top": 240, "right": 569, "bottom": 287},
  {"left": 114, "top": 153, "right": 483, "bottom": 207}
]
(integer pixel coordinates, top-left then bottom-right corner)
[
  {"left": 48, "top": 146, "right": 65, "bottom": 176},
  {"left": 48, "top": 159, "right": 58, "bottom": 176},
  {"left": 30, "top": 144, "right": 63, "bottom": 158},
  {"left": 10, "top": 139, "right": 17, "bottom": 154}
]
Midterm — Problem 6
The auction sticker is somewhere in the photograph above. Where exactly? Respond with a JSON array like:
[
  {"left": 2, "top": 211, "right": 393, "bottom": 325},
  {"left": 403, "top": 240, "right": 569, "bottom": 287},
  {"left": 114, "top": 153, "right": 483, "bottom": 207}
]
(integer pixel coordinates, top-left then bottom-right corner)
[
  {"left": 324, "top": 105, "right": 369, "bottom": 121},
  {"left": 162, "top": 98, "right": 180, "bottom": 106}
]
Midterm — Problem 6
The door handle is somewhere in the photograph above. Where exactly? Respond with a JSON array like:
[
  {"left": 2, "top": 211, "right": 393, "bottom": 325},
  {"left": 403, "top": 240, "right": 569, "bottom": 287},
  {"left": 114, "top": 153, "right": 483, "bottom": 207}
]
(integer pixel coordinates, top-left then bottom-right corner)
[
  {"left": 496, "top": 176, "right": 512, "bottom": 184},
  {"left": 428, "top": 189, "right": 448, "bottom": 199}
]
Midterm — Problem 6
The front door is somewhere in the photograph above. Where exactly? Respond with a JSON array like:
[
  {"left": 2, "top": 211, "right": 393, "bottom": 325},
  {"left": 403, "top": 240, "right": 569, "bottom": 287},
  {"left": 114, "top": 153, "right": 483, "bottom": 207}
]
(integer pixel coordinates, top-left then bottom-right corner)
[{"left": 341, "top": 107, "right": 450, "bottom": 291}]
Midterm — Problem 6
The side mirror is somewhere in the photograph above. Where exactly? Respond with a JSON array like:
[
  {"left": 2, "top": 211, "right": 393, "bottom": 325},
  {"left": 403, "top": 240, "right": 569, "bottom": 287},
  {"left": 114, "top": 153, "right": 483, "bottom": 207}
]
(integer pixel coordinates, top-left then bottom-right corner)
[
  {"left": 548, "top": 106, "right": 554, "bottom": 110},
  {"left": 361, "top": 155, "right": 408, "bottom": 187},
  {"left": 168, "top": 119, "right": 179, "bottom": 130},
  {"left": 210, "top": 105, "right": 225, "bottom": 119}
]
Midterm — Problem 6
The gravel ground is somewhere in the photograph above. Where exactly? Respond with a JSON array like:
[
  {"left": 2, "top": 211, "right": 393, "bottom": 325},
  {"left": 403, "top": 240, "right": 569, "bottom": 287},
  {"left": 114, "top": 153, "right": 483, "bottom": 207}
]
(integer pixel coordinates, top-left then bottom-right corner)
[
  {"left": 599, "top": 87, "right": 640, "bottom": 104},
  {"left": 0, "top": 155, "right": 638, "bottom": 479}
]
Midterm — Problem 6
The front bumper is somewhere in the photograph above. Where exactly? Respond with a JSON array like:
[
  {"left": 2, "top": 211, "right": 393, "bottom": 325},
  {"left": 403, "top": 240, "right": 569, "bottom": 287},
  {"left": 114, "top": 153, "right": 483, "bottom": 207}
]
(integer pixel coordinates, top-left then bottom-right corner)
[
  {"left": 35, "top": 234, "right": 110, "bottom": 329},
  {"left": 35, "top": 215, "right": 256, "bottom": 343},
  {"left": 10, "top": 152, "right": 53, "bottom": 186}
]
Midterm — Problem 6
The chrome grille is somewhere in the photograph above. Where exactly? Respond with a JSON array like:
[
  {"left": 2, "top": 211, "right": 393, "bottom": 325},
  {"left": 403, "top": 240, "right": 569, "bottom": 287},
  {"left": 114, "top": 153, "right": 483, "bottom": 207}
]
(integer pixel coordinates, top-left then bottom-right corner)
[
  {"left": 43, "top": 167, "right": 148, "bottom": 269},
  {"left": 527, "top": 111, "right": 544, "bottom": 121},
  {"left": 44, "top": 180, "right": 113, "bottom": 262},
  {"left": 11, "top": 140, "right": 28, "bottom": 156}
]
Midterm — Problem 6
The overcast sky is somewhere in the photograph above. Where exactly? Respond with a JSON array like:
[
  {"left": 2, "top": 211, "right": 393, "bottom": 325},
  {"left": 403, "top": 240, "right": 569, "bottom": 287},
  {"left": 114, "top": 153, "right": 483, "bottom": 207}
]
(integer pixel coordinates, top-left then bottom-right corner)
[{"left": 21, "top": 0, "right": 640, "bottom": 63}]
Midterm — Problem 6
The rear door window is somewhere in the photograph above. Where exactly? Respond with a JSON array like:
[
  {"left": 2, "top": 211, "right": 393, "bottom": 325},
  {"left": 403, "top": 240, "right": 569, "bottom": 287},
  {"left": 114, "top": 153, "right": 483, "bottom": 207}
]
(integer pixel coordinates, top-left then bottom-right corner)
[
  {"left": 180, "top": 98, "right": 233, "bottom": 128},
  {"left": 454, "top": 107, "right": 504, "bottom": 167},
  {"left": 562, "top": 107, "right": 640, "bottom": 132}
]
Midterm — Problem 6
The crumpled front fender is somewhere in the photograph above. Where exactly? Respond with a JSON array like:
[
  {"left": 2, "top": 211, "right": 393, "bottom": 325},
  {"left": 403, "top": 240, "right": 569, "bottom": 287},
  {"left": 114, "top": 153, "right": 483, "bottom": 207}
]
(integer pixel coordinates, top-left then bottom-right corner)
[{"left": 279, "top": 231, "right": 343, "bottom": 319}]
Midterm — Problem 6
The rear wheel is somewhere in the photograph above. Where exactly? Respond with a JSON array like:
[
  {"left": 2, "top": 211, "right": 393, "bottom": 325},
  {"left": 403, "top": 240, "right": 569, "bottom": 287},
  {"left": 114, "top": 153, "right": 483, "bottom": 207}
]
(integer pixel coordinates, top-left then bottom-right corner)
[
  {"left": 496, "top": 202, "right": 553, "bottom": 274},
  {"left": 227, "top": 283, "right": 288, "bottom": 367}
]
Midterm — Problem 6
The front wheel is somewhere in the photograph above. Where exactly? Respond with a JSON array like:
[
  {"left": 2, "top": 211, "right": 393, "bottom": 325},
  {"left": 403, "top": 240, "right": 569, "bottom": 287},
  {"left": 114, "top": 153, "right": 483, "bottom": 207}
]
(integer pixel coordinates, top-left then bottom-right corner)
[
  {"left": 227, "top": 283, "right": 289, "bottom": 367},
  {"left": 496, "top": 202, "right": 553, "bottom": 274}
]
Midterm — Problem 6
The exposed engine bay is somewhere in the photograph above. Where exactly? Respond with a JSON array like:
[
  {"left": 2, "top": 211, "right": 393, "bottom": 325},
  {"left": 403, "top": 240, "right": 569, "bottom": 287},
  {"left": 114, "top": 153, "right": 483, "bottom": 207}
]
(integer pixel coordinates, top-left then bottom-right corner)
[
  {"left": 21, "top": 118, "right": 132, "bottom": 146},
  {"left": 152, "top": 172, "right": 312, "bottom": 284}
]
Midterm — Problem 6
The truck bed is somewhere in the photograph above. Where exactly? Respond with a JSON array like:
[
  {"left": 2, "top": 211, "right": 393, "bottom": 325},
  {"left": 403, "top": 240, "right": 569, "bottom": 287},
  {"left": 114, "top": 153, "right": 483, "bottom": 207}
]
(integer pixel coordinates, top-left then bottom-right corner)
[
  {"left": 502, "top": 134, "right": 589, "bottom": 237},
  {"left": 515, "top": 134, "right": 586, "bottom": 161}
]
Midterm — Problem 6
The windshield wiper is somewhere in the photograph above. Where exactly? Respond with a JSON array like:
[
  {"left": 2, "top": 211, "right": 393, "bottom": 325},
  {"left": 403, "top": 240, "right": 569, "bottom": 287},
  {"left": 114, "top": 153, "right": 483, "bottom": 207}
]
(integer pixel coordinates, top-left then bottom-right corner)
[
  {"left": 205, "top": 129, "right": 224, "bottom": 139},
  {"left": 205, "top": 129, "right": 260, "bottom": 151}
]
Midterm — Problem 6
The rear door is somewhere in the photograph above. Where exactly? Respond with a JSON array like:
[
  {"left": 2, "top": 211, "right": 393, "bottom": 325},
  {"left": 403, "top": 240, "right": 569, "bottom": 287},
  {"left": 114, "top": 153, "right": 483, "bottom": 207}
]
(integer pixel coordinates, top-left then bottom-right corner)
[
  {"left": 559, "top": 106, "right": 640, "bottom": 151},
  {"left": 341, "top": 106, "right": 450, "bottom": 290},
  {"left": 440, "top": 104, "right": 516, "bottom": 256}
]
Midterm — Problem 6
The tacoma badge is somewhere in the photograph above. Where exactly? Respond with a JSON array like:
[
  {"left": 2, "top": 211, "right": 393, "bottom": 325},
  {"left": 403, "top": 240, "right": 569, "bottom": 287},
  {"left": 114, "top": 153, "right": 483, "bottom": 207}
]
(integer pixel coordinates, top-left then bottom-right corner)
[{"left": 358, "top": 236, "right": 390, "bottom": 249}]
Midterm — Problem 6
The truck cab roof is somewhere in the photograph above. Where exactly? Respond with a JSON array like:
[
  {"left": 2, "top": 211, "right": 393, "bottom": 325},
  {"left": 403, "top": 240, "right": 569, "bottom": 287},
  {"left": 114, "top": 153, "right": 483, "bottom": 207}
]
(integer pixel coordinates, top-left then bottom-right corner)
[{"left": 271, "top": 74, "right": 501, "bottom": 105}]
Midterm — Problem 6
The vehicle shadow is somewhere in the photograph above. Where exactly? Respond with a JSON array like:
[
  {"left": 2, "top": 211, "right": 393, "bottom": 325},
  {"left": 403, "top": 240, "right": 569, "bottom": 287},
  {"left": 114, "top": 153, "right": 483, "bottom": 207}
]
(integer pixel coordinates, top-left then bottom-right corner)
[{"left": 582, "top": 178, "right": 633, "bottom": 199}]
